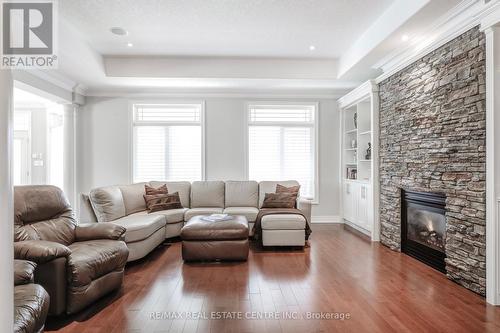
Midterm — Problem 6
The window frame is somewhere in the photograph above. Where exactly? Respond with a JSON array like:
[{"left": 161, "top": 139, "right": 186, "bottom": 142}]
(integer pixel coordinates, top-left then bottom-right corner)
[
  {"left": 129, "top": 100, "right": 206, "bottom": 183},
  {"left": 245, "top": 101, "right": 319, "bottom": 204}
]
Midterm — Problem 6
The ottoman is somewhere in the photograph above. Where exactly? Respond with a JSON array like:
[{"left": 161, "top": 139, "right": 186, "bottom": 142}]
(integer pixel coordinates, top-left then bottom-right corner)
[{"left": 181, "top": 215, "right": 249, "bottom": 261}]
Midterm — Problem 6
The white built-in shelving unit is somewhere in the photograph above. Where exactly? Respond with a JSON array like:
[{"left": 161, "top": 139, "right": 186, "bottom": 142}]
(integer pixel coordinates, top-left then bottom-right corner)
[{"left": 338, "top": 80, "right": 379, "bottom": 241}]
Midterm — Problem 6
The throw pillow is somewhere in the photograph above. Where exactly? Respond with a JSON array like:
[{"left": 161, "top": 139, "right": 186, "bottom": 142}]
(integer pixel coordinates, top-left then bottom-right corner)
[
  {"left": 145, "top": 184, "right": 168, "bottom": 195},
  {"left": 276, "top": 184, "right": 300, "bottom": 197},
  {"left": 144, "top": 192, "right": 183, "bottom": 213},
  {"left": 261, "top": 192, "right": 297, "bottom": 209}
]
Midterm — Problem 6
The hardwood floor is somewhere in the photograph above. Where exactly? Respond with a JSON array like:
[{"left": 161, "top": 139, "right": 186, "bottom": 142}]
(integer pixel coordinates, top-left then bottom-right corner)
[{"left": 46, "top": 225, "right": 500, "bottom": 333}]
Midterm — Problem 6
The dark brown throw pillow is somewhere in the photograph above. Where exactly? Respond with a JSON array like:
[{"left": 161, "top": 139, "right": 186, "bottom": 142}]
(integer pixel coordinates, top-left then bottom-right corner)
[
  {"left": 276, "top": 184, "right": 300, "bottom": 197},
  {"left": 145, "top": 184, "right": 168, "bottom": 195},
  {"left": 261, "top": 192, "right": 297, "bottom": 209},
  {"left": 144, "top": 192, "right": 183, "bottom": 213}
]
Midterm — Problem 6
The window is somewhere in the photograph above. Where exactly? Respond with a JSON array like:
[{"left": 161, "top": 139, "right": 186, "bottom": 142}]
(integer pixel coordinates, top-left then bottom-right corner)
[
  {"left": 132, "top": 102, "right": 204, "bottom": 183},
  {"left": 247, "top": 103, "right": 318, "bottom": 201}
]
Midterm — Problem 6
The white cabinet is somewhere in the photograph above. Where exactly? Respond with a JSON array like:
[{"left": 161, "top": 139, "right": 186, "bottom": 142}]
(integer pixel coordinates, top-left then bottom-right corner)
[
  {"left": 356, "top": 183, "right": 372, "bottom": 232},
  {"left": 343, "top": 182, "right": 356, "bottom": 222},
  {"left": 343, "top": 181, "right": 372, "bottom": 234}
]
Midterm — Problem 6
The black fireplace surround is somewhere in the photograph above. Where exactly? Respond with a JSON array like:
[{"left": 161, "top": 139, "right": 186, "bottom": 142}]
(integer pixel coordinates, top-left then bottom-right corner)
[{"left": 401, "top": 189, "right": 446, "bottom": 273}]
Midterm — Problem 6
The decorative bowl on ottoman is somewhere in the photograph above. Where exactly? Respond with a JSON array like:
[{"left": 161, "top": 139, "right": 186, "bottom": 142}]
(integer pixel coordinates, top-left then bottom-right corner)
[{"left": 181, "top": 215, "right": 249, "bottom": 261}]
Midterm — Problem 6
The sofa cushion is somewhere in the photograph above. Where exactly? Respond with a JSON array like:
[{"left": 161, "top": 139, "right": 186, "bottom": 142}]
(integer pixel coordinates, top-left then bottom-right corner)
[
  {"left": 184, "top": 208, "right": 223, "bottom": 221},
  {"left": 225, "top": 181, "right": 258, "bottom": 207},
  {"left": 150, "top": 181, "right": 191, "bottom": 208},
  {"left": 135, "top": 208, "right": 187, "bottom": 224},
  {"left": 190, "top": 181, "right": 225, "bottom": 208},
  {"left": 112, "top": 214, "right": 166, "bottom": 243},
  {"left": 223, "top": 207, "right": 259, "bottom": 222},
  {"left": 67, "top": 239, "right": 129, "bottom": 287},
  {"left": 119, "top": 182, "right": 148, "bottom": 215},
  {"left": 89, "top": 186, "right": 126, "bottom": 222},
  {"left": 261, "top": 214, "right": 306, "bottom": 230},
  {"left": 258, "top": 181, "right": 300, "bottom": 208}
]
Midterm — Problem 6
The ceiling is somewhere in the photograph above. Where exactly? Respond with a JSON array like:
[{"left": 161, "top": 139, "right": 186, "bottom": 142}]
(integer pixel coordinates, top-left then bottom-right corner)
[
  {"left": 59, "top": 0, "right": 394, "bottom": 58},
  {"left": 46, "top": 0, "right": 471, "bottom": 96}
]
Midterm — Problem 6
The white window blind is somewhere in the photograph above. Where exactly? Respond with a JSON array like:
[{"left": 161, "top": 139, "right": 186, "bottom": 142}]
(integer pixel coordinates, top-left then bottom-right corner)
[
  {"left": 133, "top": 103, "right": 203, "bottom": 183},
  {"left": 248, "top": 103, "right": 317, "bottom": 200}
]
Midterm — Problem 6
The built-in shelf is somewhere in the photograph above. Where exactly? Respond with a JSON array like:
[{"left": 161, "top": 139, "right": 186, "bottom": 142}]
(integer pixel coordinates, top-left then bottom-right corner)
[{"left": 339, "top": 80, "right": 378, "bottom": 242}]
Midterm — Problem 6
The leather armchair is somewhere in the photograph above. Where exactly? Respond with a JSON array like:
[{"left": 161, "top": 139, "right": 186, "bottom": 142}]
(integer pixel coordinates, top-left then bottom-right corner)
[
  {"left": 14, "top": 185, "right": 129, "bottom": 315},
  {"left": 14, "top": 259, "right": 50, "bottom": 333}
]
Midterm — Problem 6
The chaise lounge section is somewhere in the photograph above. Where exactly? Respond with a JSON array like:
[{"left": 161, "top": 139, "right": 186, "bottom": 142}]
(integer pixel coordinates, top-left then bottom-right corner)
[{"left": 81, "top": 180, "right": 312, "bottom": 261}]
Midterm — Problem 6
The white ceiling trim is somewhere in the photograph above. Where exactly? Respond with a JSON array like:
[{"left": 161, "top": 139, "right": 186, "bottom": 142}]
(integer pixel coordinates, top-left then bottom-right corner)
[
  {"left": 374, "top": 0, "right": 494, "bottom": 83},
  {"left": 13, "top": 69, "right": 87, "bottom": 101},
  {"left": 479, "top": 0, "right": 500, "bottom": 29},
  {"left": 104, "top": 56, "right": 339, "bottom": 80},
  {"left": 338, "top": 80, "right": 379, "bottom": 108},
  {"left": 85, "top": 90, "right": 348, "bottom": 100}
]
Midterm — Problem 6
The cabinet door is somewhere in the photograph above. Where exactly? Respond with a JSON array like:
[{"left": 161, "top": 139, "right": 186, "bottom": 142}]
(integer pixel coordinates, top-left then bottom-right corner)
[
  {"left": 357, "top": 184, "right": 371, "bottom": 231},
  {"left": 343, "top": 182, "right": 356, "bottom": 222}
]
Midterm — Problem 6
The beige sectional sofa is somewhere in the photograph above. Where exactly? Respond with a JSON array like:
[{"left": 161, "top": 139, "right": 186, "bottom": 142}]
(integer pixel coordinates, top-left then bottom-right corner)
[{"left": 80, "top": 180, "right": 312, "bottom": 261}]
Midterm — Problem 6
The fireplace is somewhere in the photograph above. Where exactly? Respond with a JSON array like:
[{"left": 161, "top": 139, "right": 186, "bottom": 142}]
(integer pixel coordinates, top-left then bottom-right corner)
[{"left": 401, "top": 190, "right": 446, "bottom": 273}]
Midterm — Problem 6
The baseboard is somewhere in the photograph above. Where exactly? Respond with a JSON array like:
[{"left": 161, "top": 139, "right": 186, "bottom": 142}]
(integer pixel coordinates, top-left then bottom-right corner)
[{"left": 311, "top": 215, "right": 341, "bottom": 224}]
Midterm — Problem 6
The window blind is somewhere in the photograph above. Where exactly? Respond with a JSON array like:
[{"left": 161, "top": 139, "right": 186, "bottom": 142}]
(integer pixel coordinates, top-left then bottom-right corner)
[
  {"left": 249, "top": 104, "right": 315, "bottom": 123},
  {"left": 133, "top": 103, "right": 203, "bottom": 183},
  {"left": 248, "top": 104, "right": 317, "bottom": 200},
  {"left": 134, "top": 104, "right": 201, "bottom": 123}
]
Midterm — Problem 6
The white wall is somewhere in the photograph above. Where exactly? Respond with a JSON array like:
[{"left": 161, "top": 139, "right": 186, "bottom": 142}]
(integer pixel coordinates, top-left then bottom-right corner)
[{"left": 77, "top": 95, "right": 341, "bottom": 219}]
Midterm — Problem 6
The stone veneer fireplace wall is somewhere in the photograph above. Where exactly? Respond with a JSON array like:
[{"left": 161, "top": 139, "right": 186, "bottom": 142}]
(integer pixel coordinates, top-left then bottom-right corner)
[{"left": 378, "top": 27, "right": 486, "bottom": 295}]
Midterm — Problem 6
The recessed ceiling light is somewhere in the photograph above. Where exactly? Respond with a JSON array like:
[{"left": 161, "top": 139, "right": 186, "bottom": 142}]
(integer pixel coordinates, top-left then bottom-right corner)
[
  {"left": 401, "top": 34, "right": 409, "bottom": 42},
  {"left": 309, "top": 45, "right": 316, "bottom": 51},
  {"left": 127, "top": 42, "right": 133, "bottom": 47},
  {"left": 110, "top": 27, "right": 128, "bottom": 36}
]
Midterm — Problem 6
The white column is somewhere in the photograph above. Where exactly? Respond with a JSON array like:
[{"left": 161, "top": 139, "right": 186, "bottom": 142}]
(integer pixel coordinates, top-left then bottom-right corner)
[
  {"left": 63, "top": 103, "right": 77, "bottom": 207},
  {"left": 485, "top": 26, "right": 500, "bottom": 305},
  {"left": 0, "top": 69, "right": 14, "bottom": 331}
]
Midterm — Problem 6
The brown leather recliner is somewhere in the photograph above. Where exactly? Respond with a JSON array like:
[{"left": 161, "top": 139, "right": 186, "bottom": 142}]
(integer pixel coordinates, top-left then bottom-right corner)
[
  {"left": 14, "top": 185, "right": 129, "bottom": 315},
  {"left": 14, "top": 259, "right": 50, "bottom": 333}
]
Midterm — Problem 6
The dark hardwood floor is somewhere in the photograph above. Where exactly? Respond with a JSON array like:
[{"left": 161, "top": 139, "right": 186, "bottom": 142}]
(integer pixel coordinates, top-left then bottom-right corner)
[{"left": 46, "top": 225, "right": 500, "bottom": 333}]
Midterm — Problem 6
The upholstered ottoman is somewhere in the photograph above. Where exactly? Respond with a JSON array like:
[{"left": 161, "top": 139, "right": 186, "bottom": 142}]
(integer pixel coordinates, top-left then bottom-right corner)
[
  {"left": 261, "top": 214, "right": 306, "bottom": 246},
  {"left": 181, "top": 215, "right": 249, "bottom": 261}
]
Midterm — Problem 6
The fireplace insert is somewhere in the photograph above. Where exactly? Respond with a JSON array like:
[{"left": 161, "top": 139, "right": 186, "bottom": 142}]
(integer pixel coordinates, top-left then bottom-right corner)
[{"left": 401, "top": 189, "right": 446, "bottom": 273}]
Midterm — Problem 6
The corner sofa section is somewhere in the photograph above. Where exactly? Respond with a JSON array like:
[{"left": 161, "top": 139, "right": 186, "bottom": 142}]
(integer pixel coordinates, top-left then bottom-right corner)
[{"left": 81, "top": 180, "right": 311, "bottom": 262}]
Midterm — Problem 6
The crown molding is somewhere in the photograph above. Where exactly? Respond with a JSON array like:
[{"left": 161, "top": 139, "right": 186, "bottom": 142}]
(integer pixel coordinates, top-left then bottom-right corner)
[
  {"left": 374, "top": 0, "right": 497, "bottom": 83},
  {"left": 26, "top": 69, "right": 87, "bottom": 94},
  {"left": 480, "top": 0, "right": 500, "bottom": 29},
  {"left": 85, "top": 89, "right": 347, "bottom": 100},
  {"left": 338, "top": 80, "right": 378, "bottom": 108},
  {"left": 13, "top": 69, "right": 87, "bottom": 102}
]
